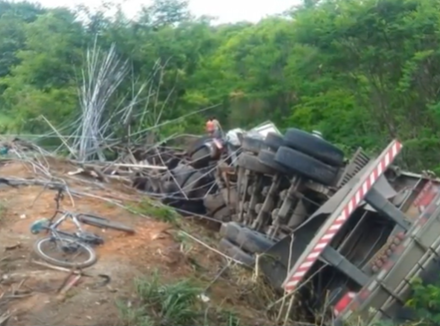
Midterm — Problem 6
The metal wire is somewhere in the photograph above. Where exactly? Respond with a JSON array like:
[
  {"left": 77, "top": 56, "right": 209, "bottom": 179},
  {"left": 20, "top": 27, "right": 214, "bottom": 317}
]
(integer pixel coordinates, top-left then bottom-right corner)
[{"left": 141, "top": 148, "right": 240, "bottom": 201}]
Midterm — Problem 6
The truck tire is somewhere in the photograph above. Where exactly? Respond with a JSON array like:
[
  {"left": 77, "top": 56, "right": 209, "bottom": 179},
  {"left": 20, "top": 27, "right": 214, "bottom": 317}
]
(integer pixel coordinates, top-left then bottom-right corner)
[
  {"left": 220, "top": 222, "right": 243, "bottom": 242},
  {"left": 204, "top": 193, "right": 225, "bottom": 212},
  {"left": 163, "top": 180, "right": 179, "bottom": 195},
  {"left": 171, "top": 165, "right": 195, "bottom": 187},
  {"left": 258, "top": 149, "right": 291, "bottom": 175},
  {"left": 161, "top": 183, "right": 179, "bottom": 205},
  {"left": 212, "top": 206, "right": 231, "bottom": 222},
  {"left": 236, "top": 228, "right": 275, "bottom": 254},
  {"left": 283, "top": 128, "right": 344, "bottom": 166},
  {"left": 188, "top": 136, "right": 211, "bottom": 156},
  {"left": 264, "top": 133, "right": 284, "bottom": 151},
  {"left": 242, "top": 136, "right": 264, "bottom": 154},
  {"left": 165, "top": 157, "right": 180, "bottom": 170},
  {"left": 238, "top": 153, "right": 275, "bottom": 175},
  {"left": 275, "top": 146, "right": 338, "bottom": 186},
  {"left": 219, "top": 238, "right": 255, "bottom": 267},
  {"left": 182, "top": 171, "right": 206, "bottom": 198},
  {"left": 190, "top": 146, "right": 211, "bottom": 169}
]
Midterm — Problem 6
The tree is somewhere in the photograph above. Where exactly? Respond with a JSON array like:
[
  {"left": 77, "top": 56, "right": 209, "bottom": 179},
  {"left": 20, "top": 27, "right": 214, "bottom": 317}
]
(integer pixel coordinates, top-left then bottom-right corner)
[
  {"left": 0, "top": 8, "right": 84, "bottom": 132},
  {"left": 140, "top": 0, "right": 191, "bottom": 28},
  {"left": 1, "top": 0, "right": 440, "bottom": 171}
]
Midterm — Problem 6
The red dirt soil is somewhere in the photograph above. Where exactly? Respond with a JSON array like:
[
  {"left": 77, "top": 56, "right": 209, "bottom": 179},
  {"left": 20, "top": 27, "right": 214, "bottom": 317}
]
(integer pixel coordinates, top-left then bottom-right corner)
[{"left": 0, "top": 160, "right": 268, "bottom": 326}]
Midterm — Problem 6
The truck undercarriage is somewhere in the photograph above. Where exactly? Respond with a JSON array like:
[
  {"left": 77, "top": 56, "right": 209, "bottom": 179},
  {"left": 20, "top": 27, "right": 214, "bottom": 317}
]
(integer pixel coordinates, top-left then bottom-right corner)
[{"left": 134, "top": 122, "right": 440, "bottom": 325}]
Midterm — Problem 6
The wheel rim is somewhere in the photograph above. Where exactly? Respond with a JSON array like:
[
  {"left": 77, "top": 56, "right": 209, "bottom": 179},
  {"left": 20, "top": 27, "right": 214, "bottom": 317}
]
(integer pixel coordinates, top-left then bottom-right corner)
[{"left": 37, "top": 238, "right": 95, "bottom": 266}]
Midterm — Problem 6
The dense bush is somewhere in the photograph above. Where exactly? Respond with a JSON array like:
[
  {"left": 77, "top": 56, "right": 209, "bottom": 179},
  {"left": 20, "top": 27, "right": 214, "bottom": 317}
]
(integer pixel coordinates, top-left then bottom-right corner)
[{"left": 1, "top": 0, "right": 440, "bottom": 170}]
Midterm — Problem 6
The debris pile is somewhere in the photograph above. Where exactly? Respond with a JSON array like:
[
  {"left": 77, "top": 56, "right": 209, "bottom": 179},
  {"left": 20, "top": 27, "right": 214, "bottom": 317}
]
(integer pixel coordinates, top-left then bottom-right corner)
[{"left": 2, "top": 121, "right": 440, "bottom": 326}]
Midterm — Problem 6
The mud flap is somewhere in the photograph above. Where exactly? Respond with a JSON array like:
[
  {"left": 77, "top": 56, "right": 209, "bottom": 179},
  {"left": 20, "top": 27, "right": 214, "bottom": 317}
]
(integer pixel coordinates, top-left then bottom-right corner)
[
  {"left": 260, "top": 213, "right": 329, "bottom": 289},
  {"left": 258, "top": 236, "right": 290, "bottom": 289}
]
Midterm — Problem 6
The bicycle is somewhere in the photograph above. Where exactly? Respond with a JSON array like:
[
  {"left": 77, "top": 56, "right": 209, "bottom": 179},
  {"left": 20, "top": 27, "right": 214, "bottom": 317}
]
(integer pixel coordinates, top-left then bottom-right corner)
[{"left": 30, "top": 189, "right": 135, "bottom": 269}]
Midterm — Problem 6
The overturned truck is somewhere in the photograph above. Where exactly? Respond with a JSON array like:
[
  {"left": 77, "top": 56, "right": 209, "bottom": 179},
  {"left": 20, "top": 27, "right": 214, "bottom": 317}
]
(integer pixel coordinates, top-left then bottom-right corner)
[
  {"left": 134, "top": 123, "right": 440, "bottom": 325},
  {"left": 207, "top": 128, "right": 440, "bottom": 325}
]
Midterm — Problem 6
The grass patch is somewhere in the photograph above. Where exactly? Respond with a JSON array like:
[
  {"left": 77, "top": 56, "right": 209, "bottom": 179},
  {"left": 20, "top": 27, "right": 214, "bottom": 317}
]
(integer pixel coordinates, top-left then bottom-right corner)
[
  {"left": 117, "top": 271, "right": 240, "bottom": 326},
  {"left": 129, "top": 199, "right": 179, "bottom": 224}
]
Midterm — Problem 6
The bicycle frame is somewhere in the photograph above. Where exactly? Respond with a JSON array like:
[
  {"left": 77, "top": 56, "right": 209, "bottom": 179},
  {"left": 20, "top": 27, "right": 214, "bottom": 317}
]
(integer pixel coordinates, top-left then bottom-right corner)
[
  {"left": 48, "top": 190, "right": 84, "bottom": 233},
  {"left": 45, "top": 210, "right": 85, "bottom": 239},
  {"left": 35, "top": 189, "right": 104, "bottom": 250},
  {"left": 51, "top": 211, "right": 83, "bottom": 230}
]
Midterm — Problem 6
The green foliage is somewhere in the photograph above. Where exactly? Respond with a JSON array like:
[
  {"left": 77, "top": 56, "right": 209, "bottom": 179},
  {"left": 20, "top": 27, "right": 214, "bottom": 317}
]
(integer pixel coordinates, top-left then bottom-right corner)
[
  {"left": 130, "top": 199, "right": 180, "bottom": 224},
  {"left": 1, "top": 0, "right": 440, "bottom": 168},
  {"left": 117, "top": 271, "right": 241, "bottom": 326},
  {"left": 406, "top": 277, "right": 440, "bottom": 325}
]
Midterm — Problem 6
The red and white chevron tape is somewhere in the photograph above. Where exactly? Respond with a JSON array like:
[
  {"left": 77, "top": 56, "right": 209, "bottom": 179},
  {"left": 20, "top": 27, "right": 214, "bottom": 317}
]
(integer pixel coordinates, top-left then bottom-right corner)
[{"left": 283, "top": 140, "right": 403, "bottom": 292}]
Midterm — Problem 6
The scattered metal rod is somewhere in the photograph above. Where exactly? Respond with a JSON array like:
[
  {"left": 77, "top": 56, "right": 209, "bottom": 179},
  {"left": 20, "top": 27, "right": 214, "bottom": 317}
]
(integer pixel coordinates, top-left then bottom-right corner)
[
  {"left": 112, "top": 163, "right": 167, "bottom": 170},
  {"left": 0, "top": 313, "right": 11, "bottom": 326},
  {"left": 56, "top": 268, "right": 78, "bottom": 294},
  {"left": 4, "top": 243, "right": 21, "bottom": 251},
  {"left": 57, "top": 274, "right": 82, "bottom": 301},
  {"left": 31, "top": 260, "right": 111, "bottom": 287},
  {"left": 174, "top": 207, "right": 224, "bottom": 224},
  {"left": 155, "top": 147, "right": 189, "bottom": 200},
  {"left": 202, "top": 261, "right": 232, "bottom": 294},
  {"left": 178, "top": 231, "right": 246, "bottom": 266}
]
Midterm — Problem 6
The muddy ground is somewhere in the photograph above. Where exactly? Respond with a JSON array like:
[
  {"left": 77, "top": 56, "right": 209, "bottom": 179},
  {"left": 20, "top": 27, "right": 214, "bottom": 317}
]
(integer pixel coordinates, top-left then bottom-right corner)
[{"left": 0, "top": 160, "right": 273, "bottom": 326}]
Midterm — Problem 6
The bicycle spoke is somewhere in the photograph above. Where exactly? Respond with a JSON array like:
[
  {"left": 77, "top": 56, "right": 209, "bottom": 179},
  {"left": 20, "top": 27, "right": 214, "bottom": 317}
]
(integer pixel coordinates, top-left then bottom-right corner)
[{"left": 36, "top": 237, "right": 96, "bottom": 268}]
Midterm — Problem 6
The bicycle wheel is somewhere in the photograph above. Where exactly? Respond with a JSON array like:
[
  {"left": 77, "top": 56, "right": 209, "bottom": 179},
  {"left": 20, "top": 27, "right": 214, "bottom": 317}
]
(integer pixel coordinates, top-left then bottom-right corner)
[
  {"left": 33, "top": 237, "right": 97, "bottom": 268},
  {"left": 77, "top": 214, "right": 135, "bottom": 234}
]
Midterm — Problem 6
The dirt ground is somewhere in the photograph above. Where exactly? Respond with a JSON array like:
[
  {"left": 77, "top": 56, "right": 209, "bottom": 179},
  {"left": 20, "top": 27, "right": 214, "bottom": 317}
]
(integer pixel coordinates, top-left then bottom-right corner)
[{"left": 0, "top": 160, "right": 272, "bottom": 326}]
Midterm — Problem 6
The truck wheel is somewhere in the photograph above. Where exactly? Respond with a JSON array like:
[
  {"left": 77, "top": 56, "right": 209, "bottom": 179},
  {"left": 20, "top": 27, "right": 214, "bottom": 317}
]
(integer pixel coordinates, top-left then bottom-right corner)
[
  {"left": 212, "top": 206, "right": 231, "bottom": 222},
  {"left": 238, "top": 153, "right": 275, "bottom": 175},
  {"left": 171, "top": 165, "right": 196, "bottom": 187},
  {"left": 264, "top": 133, "right": 284, "bottom": 151},
  {"left": 204, "top": 193, "right": 226, "bottom": 213},
  {"left": 190, "top": 146, "right": 211, "bottom": 169},
  {"left": 220, "top": 222, "right": 243, "bottom": 242},
  {"left": 165, "top": 157, "right": 180, "bottom": 170},
  {"left": 202, "top": 205, "right": 230, "bottom": 231},
  {"left": 258, "top": 149, "right": 291, "bottom": 175},
  {"left": 181, "top": 171, "right": 206, "bottom": 198},
  {"left": 283, "top": 128, "right": 344, "bottom": 166},
  {"left": 163, "top": 180, "right": 179, "bottom": 195},
  {"left": 188, "top": 136, "right": 211, "bottom": 156},
  {"left": 219, "top": 238, "right": 255, "bottom": 267},
  {"left": 275, "top": 146, "right": 338, "bottom": 186},
  {"left": 241, "top": 136, "right": 264, "bottom": 154},
  {"left": 236, "top": 228, "right": 275, "bottom": 254}
]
